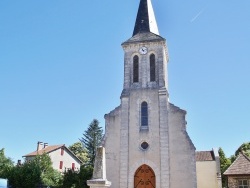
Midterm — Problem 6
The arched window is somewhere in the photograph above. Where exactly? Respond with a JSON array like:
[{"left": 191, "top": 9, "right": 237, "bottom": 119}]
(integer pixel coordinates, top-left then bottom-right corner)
[
  {"left": 141, "top": 102, "right": 148, "bottom": 127},
  {"left": 133, "top": 55, "right": 139, "bottom": 83},
  {"left": 150, "top": 54, "right": 156, "bottom": 81}
]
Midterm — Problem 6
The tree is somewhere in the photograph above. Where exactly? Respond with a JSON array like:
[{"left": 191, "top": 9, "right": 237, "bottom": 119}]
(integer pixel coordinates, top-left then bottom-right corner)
[
  {"left": 227, "top": 142, "right": 250, "bottom": 164},
  {"left": 61, "top": 166, "right": 93, "bottom": 188},
  {"left": 7, "top": 153, "right": 62, "bottom": 188},
  {"left": 8, "top": 158, "right": 41, "bottom": 188},
  {"left": 61, "top": 169, "right": 79, "bottom": 188},
  {"left": 80, "top": 119, "right": 103, "bottom": 167},
  {"left": 41, "top": 169, "right": 62, "bottom": 188},
  {"left": 78, "top": 165, "right": 93, "bottom": 188},
  {"left": 68, "top": 142, "right": 89, "bottom": 165},
  {"left": 235, "top": 142, "right": 250, "bottom": 158},
  {"left": 62, "top": 142, "right": 93, "bottom": 187},
  {"left": 0, "top": 148, "right": 14, "bottom": 178},
  {"left": 218, "top": 143, "right": 250, "bottom": 188},
  {"left": 35, "top": 153, "right": 63, "bottom": 187},
  {"left": 218, "top": 147, "right": 231, "bottom": 188}
]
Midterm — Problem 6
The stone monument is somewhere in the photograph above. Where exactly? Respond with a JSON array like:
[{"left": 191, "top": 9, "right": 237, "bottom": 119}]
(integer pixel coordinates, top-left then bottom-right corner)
[{"left": 87, "top": 147, "right": 111, "bottom": 188}]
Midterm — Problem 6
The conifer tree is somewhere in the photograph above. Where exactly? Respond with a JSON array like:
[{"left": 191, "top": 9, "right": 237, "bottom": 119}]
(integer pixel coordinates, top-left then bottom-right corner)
[
  {"left": 80, "top": 119, "right": 103, "bottom": 167},
  {"left": 218, "top": 147, "right": 231, "bottom": 188}
]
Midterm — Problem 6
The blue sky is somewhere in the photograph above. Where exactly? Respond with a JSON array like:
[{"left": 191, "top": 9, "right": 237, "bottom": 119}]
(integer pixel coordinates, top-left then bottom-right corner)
[{"left": 0, "top": 0, "right": 250, "bottom": 162}]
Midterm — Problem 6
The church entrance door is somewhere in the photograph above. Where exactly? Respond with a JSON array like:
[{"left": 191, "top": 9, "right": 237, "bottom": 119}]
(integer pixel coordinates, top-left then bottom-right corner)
[{"left": 134, "top": 164, "right": 156, "bottom": 188}]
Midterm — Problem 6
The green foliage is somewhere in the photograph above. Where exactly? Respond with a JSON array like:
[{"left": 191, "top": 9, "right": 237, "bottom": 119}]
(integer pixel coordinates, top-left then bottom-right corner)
[
  {"left": 80, "top": 119, "right": 103, "bottom": 167},
  {"left": 62, "top": 119, "right": 100, "bottom": 187},
  {"left": 42, "top": 169, "right": 63, "bottom": 187},
  {"left": 235, "top": 142, "right": 250, "bottom": 158},
  {"left": 36, "top": 153, "right": 63, "bottom": 187},
  {"left": 62, "top": 169, "right": 79, "bottom": 188},
  {"left": 78, "top": 165, "right": 93, "bottom": 188},
  {"left": 8, "top": 159, "right": 41, "bottom": 188},
  {"left": 219, "top": 143, "right": 250, "bottom": 188},
  {"left": 1, "top": 118, "right": 103, "bottom": 187},
  {"left": 68, "top": 142, "right": 89, "bottom": 165},
  {"left": 6, "top": 153, "right": 62, "bottom": 188},
  {"left": 0, "top": 148, "right": 14, "bottom": 178},
  {"left": 229, "top": 155, "right": 237, "bottom": 163},
  {"left": 218, "top": 147, "right": 231, "bottom": 188},
  {"left": 61, "top": 166, "right": 93, "bottom": 188},
  {"left": 226, "top": 142, "right": 250, "bottom": 164},
  {"left": 218, "top": 147, "right": 231, "bottom": 173}
]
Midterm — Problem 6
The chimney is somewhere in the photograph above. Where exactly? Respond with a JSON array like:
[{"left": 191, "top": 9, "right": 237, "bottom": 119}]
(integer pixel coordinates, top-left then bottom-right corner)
[
  {"left": 17, "top": 160, "right": 22, "bottom": 166},
  {"left": 44, "top": 143, "right": 48, "bottom": 148},
  {"left": 37, "top": 141, "right": 43, "bottom": 151}
]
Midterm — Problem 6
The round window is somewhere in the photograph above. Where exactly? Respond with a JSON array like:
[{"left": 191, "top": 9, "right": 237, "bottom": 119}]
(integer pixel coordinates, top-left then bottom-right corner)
[{"left": 141, "top": 142, "right": 149, "bottom": 150}]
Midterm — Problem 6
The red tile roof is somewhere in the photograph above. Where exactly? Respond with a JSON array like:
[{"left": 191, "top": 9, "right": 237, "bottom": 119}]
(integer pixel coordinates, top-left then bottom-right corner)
[
  {"left": 224, "top": 153, "right": 250, "bottom": 175},
  {"left": 196, "top": 151, "right": 215, "bottom": 161},
  {"left": 23, "top": 144, "right": 64, "bottom": 157}
]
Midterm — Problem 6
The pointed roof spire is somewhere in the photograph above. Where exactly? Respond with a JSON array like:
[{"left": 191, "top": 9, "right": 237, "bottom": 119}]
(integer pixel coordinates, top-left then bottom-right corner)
[{"left": 133, "top": 0, "right": 159, "bottom": 36}]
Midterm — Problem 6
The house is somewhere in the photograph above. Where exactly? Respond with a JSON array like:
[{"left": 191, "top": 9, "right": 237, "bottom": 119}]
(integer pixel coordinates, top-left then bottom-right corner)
[
  {"left": 23, "top": 141, "right": 82, "bottom": 172},
  {"left": 224, "top": 152, "right": 250, "bottom": 188},
  {"left": 196, "top": 149, "right": 222, "bottom": 188}
]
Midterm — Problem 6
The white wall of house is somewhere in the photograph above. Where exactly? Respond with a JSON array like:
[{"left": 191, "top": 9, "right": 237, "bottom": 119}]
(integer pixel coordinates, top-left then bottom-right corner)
[
  {"left": 49, "top": 148, "right": 81, "bottom": 172},
  {"left": 196, "top": 161, "right": 219, "bottom": 188},
  {"left": 24, "top": 146, "right": 81, "bottom": 173}
]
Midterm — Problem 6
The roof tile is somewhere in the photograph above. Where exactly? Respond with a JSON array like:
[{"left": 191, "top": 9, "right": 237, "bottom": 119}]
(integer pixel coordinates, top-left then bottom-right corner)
[
  {"left": 224, "top": 153, "right": 250, "bottom": 175},
  {"left": 196, "top": 151, "right": 215, "bottom": 161},
  {"left": 23, "top": 144, "right": 64, "bottom": 157}
]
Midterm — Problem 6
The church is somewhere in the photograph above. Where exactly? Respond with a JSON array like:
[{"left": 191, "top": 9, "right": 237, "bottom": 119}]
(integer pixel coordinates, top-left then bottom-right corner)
[{"left": 87, "top": 0, "right": 221, "bottom": 188}]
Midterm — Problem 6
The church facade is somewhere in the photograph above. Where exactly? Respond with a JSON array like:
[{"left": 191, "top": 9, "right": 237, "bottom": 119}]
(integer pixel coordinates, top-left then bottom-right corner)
[{"left": 91, "top": 0, "right": 197, "bottom": 187}]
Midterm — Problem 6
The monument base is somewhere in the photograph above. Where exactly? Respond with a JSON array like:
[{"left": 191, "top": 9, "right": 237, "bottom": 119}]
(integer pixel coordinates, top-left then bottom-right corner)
[{"left": 87, "top": 179, "right": 111, "bottom": 188}]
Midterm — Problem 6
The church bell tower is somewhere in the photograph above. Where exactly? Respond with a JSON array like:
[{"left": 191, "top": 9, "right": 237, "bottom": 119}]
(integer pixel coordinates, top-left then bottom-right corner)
[
  {"left": 122, "top": 0, "right": 168, "bottom": 94},
  {"left": 102, "top": 0, "right": 197, "bottom": 188}
]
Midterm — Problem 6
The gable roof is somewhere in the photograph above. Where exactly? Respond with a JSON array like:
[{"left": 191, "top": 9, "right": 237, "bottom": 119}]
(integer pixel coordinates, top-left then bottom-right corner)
[
  {"left": 224, "top": 153, "right": 250, "bottom": 175},
  {"left": 23, "top": 144, "right": 64, "bottom": 157},
  {"left": 196, "top": 151, "right": 215, "bottom": 161},
  {"left": 23, "top": 144, "right": 82, "bottom": 164}
]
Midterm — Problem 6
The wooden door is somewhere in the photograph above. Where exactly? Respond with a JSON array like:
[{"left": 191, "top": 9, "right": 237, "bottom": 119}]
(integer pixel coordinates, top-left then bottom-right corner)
[{"left": 134, "top": 164, "right": 155, "bottom": 188}]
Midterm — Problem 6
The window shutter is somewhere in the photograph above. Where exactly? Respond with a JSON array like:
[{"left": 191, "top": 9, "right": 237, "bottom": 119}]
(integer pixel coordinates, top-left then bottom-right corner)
[
  {"left": 59, "top": 161, "right": 63, "bottom": 169},
  {"left": 61, "top": 148, "right": 64, "bottom": 156}
]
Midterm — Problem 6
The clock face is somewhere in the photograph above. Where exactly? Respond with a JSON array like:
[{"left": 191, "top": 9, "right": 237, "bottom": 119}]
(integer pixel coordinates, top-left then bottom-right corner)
[{"left": 139, "top": 46, "right": 148, "bottom": 54}]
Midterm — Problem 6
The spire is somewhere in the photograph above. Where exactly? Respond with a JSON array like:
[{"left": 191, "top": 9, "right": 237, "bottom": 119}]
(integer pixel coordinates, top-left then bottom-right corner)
[{"left": 132, "top": 0, "right": 159, "bottom": 36}]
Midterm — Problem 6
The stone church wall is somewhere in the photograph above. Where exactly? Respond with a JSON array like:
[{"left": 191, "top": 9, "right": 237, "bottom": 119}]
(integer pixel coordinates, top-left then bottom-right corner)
[
  {"left": 168, "top": 103, "right": 197, "bottom": 188},
  {"left": 104, "top": 106, "right": 121, "bottom": 188},
  {"left": 127, "top": 89, "right": 161, "bottom": 187}
]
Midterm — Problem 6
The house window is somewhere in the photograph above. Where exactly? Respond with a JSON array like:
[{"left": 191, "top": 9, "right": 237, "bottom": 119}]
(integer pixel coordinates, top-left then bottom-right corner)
[
  {"left": 239, "top": 180, "right": 249, "bottom": 188},
  {"left": 141, "top": 101, "right": 148, "bottom": 127},
  {"left": 59, "top": 161, "right": 63, "bottom": 170},
  {"left": 61, "top": 148, "right": 64, "bottom": 156},
  {"left": 133, "top": 55, "right": 139, "bottom": 83},
  {"left": 150, "top": 54, "right": 156, "bottom": 81},
  {"left": 72, "top": 163, "right": 75, "bottom": 171}
]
